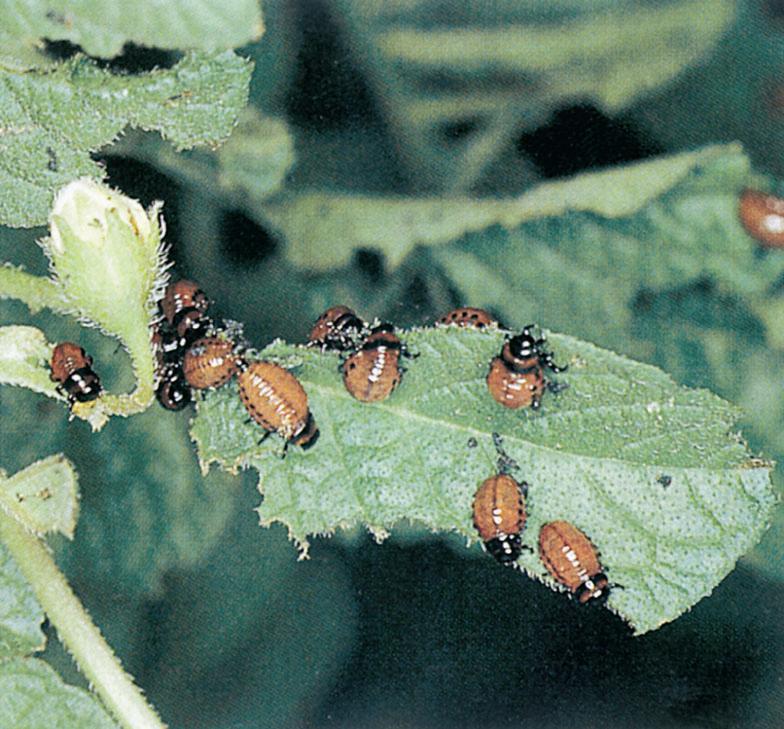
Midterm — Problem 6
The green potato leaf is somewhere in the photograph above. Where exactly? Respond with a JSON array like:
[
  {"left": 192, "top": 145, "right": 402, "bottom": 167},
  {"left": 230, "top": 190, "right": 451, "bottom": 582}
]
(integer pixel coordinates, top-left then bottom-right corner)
[
  {"left": 0, "top": 543, "right": 44, "bottom": 659},
  {"left": 0, "top": 454, "right": 79, "bottom": 539},
  {"left": 0, "top": 51, "right": 252, "bottom": 228},
  {"left": 264, "top": 144, "right": 751, "bottom": 273},
  {"left": 112, "top": 107, "right": 296, "bottom": 210},
  {"left": 425, "top": 146, "right": 779, "bottom": 353},
  {"left": 190, "top": 327, "right": 775, "bottom": 635},
  {"left": 0, "top": 658, "right": 117, "bottom": 728},
  {"left": 217, "top": 108, "right": 294, "bottom": 202},
  {"left": 332, "top": 0, "right": 736, "bottom": 191},
  {"left": 0, "top": 325, "right": 60, "bottom": 399},
  {"left": 1, "top": 0, "right": 263, "bottom": 66}
]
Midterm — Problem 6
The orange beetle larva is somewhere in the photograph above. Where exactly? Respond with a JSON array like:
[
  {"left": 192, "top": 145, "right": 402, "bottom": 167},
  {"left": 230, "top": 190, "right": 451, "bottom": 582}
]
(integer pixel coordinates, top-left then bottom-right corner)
[
  {"left": 342, "top": 324, "right": 406, "bottom": 403},
  {"left": 308, "top": 305, "right": 365, "bottom": 351},
  {"left": 738, "top": 188, "right": 784, "bottom": 248},
  {"left": 437, "top": 306, "right": 497, "bottom": 329},
  {"left": 486, "top": 326, "right": 566, "bottom": 410},
  {"left": 161, "top": 279, "right": 209, "bottom": 324},
  {"left": 538, "top": 520, "right": 609, "bottom": 605},
  {"left": 50, "top": 342, "right": 102, "bottom": 405},
  {"left": 238, "top": 361, "right": 319, "bottom": 450},
  {"left": 472, "top": 473, "right": 528, "bottom": 564},
  {"left": 161, "top": 279, "right": 212, "bottom": 346},
  {"left": 183, "top": 336, "right": 240, "bottom": 390}
]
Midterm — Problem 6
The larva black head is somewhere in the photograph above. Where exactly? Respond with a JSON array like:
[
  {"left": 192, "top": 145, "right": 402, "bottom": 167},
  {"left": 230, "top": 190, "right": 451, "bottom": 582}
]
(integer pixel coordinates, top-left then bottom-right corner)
[
  {"left": 332, "top": 311, "right": 365, "bottom": 333},
  {"left": 508, "top": 327, "right": 544, "bottom": 360},
  {"left": 322, "top": 313, "right": 365, "bottom": 351},
  {"left": 506, "top": 326, "right": 567, "bottom": 373},
  {"left": 158, "top": 326, "right": 182, "bottom": 363},
  {"left": 484, "top": 534, "right": 523, "bottom": 565},
  {"left": 361, "top": 324, "right": 403, "bottom": 352},
  {"left": 575, "top": 573, "right": 611, "bottom": 605},
  {"left": 293, "top": 412, "right": 320, "bottom": 450}
]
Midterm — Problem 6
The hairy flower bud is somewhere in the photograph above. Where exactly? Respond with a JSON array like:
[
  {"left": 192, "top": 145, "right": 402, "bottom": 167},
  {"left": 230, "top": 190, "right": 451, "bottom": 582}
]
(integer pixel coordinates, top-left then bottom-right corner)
[
  {"left": 42, "top": 178, "right": 164, "bottom": 339},
  {"left": 40, "top": 179, "right": 167, "bottom": 423}
]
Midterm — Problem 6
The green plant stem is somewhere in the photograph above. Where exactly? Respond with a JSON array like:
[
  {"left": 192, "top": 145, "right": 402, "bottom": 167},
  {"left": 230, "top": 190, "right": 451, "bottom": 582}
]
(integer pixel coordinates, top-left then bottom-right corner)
[
  {"left": 96, "top": 326, "right": 156, "bottom": 421},
  {"left": 0, "top": 509, "right": 168, "bottom": 729},
  {"left": 0, "top": 265, "right": 66, "bottom": 314}
]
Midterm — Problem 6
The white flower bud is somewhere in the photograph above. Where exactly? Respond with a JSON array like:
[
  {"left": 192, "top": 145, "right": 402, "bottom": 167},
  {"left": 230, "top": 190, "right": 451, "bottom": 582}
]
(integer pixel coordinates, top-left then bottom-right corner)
[{"left": 49, "top": 179, "right": 151, "bottom": 256}]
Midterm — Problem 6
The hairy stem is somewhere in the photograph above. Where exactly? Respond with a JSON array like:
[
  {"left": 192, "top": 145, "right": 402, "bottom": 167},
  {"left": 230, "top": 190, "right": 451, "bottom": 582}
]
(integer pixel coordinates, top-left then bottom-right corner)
[
  {"left": 0, "top": 509, "right": 168, "bottom": 729},
  {"left": 94, "top": 324, "right": 156, "bottom": 421},
  {"left": 0, "top": 265, "right": 66, "bottom": 314}
]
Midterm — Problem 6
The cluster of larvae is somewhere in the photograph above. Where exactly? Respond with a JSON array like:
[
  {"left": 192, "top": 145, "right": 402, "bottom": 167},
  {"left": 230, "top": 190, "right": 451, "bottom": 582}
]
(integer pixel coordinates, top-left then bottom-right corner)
[
  {"left": 150, "top": 280, "right": 319, "bottom": 449},
  {"left": 48, "top": 292, "right": 608, "bottom": 604},
  {"left": 309, "top": 305, "right": 565, "bottom": 410},
  {"left": 312, "top": 305, "right": 609, "bottom": 605},
  {"left": 472, "top": 447, "right": 610, "bottom": 606}
]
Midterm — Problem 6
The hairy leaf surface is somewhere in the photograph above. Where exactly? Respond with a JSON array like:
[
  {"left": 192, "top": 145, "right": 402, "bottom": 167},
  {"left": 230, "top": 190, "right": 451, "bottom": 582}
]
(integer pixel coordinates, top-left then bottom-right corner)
[
  {"left": 0, "top": 658, "right": 117, "bottom": 728},
  {"left": 0, "top": 454, "right": 78, "bottom": 539},
  {"left": 0, "top": 51, "right": 252, "bottom": 227},
  {"left": 0, "top": 325, "right": 59, "bottom": 398},
  {"left": 0, "top": 0, "right": 263, "bottom": 65},
  {"left": 0, "top": 544, "right": 44, "bottom": 659},
  {"left": 191, "top": 327, "right": 775, "bottom": 634}
]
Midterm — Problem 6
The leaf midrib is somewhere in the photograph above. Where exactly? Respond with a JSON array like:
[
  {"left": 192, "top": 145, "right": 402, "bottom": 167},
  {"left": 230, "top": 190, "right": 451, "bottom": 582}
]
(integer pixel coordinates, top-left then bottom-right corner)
[{"left": 302, "top": 379, "right": 742, "bottom": 472}]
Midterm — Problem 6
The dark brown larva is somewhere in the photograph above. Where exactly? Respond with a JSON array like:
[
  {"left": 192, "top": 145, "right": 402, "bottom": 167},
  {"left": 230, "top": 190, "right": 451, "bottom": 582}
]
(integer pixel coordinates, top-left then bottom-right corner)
[
  {"left": 161, "top": 279, "right": 209, "bottom": 325},
  {"left": 738, "top": 188, "right": 784, "bottom": 248},
  {"left": 308, "top": 305, "right": 365, "bottom": 351},
  {"left": 151, "top": 323, "right": 182, "bottom": 365},
  {"left": 342, "top": 324, "right": 403, "bottom": 403},
  {"left": 486, "top": 326, "right": 566, "bottom": 410},
  {"left": 538, "top": 520, "right": 609, "bottom": 605},
  {"left": 238, "top": 361, "right": 319, "bottom": 449},
  {"left": 50, "top": 342, "right": 102, "bottom": 405},
  {"left": 161, "top": 280, "right": 212, "bottom": 346},
  {"left": 472, "top": 474, "right": 527, "bottom": 564},
  {"left": 183, "top": 337, "right": 239, "bottom": 390},
  {"left": 437, "top": 307, "right": 497, "bottom": 329},
  {"left": 151, "top": 320, "right": 193, "bottom": 410},
  {"left": 156, "top": 364, "right": 192, "bottom": 411},
  {"left": 174, "top": 308, "right": 212, "bottom": 347}
]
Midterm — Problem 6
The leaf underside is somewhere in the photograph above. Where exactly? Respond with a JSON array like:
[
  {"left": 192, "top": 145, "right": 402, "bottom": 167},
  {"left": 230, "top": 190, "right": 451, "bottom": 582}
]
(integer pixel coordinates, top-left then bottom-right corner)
[
  {"left": 0, "top": 454, "right": 79, "bottom": 539},
  {"left": 0, "top": 0, "right": 263, "bottom": 65},
  {"left": 0, "top": 658, "right": 118, "bottom": 728},
  {"left": 191, "top": 327, "right": 775, "bottom": 635},
  {"left": 0, "top": 544, "right": 44, "bottom": 659},
  {"left": 0, "top": 51, "right": 252, "bottom": 227}
]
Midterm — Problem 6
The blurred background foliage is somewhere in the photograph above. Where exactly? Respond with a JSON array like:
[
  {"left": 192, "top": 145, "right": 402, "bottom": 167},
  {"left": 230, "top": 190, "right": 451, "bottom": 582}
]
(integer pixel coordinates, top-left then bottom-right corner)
[{"left": 2, "top": 0, "right": 784, "bottom": 726}]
